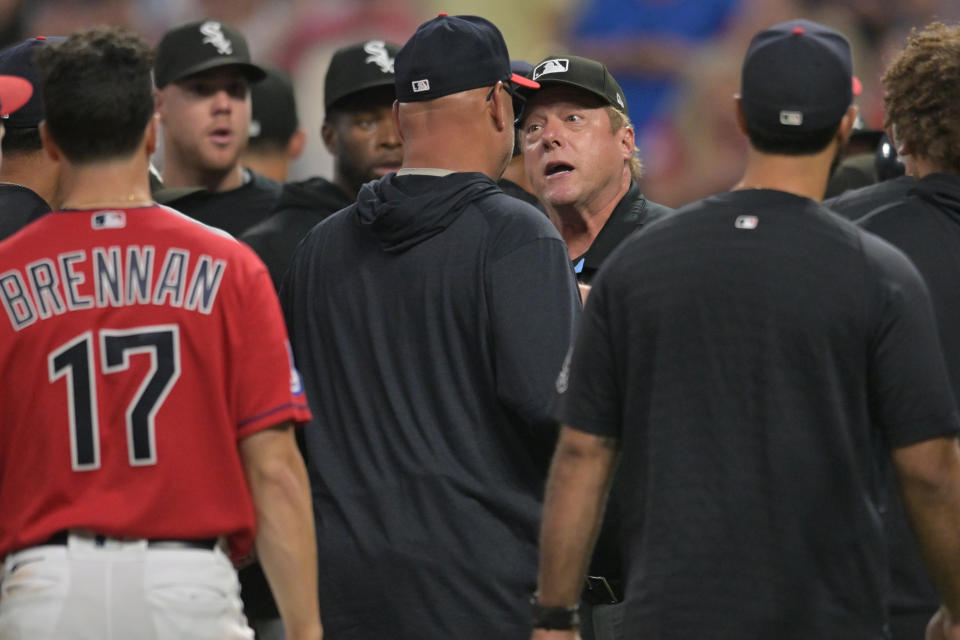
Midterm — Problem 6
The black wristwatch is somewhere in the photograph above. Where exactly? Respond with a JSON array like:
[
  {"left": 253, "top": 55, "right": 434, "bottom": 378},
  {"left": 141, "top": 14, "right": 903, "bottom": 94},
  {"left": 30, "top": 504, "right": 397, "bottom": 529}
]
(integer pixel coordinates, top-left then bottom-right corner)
[{"left": 530, "top": 595, "right": 580, "bottom": 630}]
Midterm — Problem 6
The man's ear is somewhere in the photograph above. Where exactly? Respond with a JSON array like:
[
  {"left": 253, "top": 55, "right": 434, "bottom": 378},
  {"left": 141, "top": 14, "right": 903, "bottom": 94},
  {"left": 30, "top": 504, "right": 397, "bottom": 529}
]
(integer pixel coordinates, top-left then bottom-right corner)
[
  {"left": 287, "top": 128, "right": 307, "bottom": 160},
  {"left": 490, "top": 81, "right": 509, "bottom": 132},
  {"left": 39, "top": 120, "right": 61, "bottom": 162},
  {"left": 154, "top": 87, "right": 165, "bottom": 121},
  {"left": 837, "top": 104, "right": 859, "bottom": 144},
  {"left": 392, "top": 99, "right": 405, "bottom": 142},
  {"left": 617, "top": 124, "right": 635, "bottom": 161},
  {"left": 733, "top": 95, "right": 748, "bottom": 137},
  {"left": 144, "top": 113, "right": 159, "bottom": 157},
  {"left": 321, "top": 120, "right": 336, "bottom": 154}
]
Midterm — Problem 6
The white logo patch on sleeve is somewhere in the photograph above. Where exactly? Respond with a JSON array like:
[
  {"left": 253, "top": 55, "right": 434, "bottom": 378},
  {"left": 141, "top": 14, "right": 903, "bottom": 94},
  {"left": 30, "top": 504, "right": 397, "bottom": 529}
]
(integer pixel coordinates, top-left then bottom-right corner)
[{"left": 734, "top": 215, "right": 759, "bottom": 230}]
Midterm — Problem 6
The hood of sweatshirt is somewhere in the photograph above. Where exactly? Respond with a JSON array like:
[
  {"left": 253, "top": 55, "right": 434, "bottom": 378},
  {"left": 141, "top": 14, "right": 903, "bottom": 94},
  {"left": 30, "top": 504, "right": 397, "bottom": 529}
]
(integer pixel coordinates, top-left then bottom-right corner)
[
  {"left": 912, "top": 173, "right": 960, "bottom": 216},
  {"left": 274, "top": 176, "right": 353, "bottom": 215},
  {"left": 355, "top": 171, "right": 501, "bottom": 253}
]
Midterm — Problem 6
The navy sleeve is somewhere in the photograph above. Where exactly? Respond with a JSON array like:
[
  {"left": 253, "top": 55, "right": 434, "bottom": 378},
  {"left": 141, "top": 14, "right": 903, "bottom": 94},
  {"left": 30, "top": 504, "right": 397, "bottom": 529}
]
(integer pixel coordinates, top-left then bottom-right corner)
[{"left": 487, "top": 233, "right": 581, "bottom": 425}]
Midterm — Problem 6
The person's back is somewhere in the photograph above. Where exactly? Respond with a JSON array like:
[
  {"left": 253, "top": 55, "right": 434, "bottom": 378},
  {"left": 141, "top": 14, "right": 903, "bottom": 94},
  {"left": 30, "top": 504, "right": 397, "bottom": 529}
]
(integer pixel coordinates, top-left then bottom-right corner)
[
  {"left": 286, "top": 172, "right": 575, "bottom": 637},
  {"left": 0, "top": 28, "right": 320, "bottom": 640},
  {"left": 282, "top": 15, "right": 580, "bottom": 639},
  {"left": 596, "top": 190, "right": 923, "bottom": 636}
]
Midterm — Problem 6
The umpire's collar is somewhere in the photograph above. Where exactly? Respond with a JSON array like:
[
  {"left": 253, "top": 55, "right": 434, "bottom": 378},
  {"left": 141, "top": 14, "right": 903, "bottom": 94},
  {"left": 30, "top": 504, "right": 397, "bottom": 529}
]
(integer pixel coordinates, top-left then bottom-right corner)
[{"left": 574, "top": 180, "right": 649, "bottom": 281}]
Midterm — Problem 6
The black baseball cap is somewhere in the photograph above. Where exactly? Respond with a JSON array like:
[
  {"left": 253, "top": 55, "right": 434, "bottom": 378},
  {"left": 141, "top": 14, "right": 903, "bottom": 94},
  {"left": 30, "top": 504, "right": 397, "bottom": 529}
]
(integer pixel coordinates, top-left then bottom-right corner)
[
  {"left": 154, "top": 19, "right": 266, "bottom": 88},
  {"left": 249, "top": 66, "right": 298, "bottom": 146},
  {"left": 525, "top": 55, "right": 627, "bottom": 114},
  {"left": 394, "top": 14, "right": 538, "bottom": 103},
  {"left": 0, "top": 36, "right": 62, "bottom": 128},
  {"left": 740, "top": 19, "right": 855, "bottom": 136},
  {"left": 324, "top": 40, "right": 400, "bottom": 112}
]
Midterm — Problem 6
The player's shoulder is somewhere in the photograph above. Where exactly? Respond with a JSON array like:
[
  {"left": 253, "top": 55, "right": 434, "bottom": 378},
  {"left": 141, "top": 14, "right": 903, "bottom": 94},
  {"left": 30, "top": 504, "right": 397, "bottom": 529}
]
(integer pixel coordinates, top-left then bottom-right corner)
[{"left": 475, "top": 188, "right": 562, "bottom": 241}]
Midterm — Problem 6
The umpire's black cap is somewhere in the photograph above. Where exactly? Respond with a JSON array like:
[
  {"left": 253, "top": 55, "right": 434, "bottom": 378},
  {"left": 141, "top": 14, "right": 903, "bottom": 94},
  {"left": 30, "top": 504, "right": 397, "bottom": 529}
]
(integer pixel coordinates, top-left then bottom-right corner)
[
  {"left": 154, "top": 19, "right": 265, "bottom": 88},
  {"left": 524, "top": 55, "right": 627, "bottom": 114}
]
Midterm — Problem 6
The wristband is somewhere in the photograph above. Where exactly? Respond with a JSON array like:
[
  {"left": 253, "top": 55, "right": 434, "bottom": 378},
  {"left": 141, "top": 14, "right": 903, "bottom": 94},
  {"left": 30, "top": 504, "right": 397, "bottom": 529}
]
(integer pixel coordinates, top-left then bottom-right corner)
[{"left": 530, "top": 595, "right": 580, "bottom": 630}]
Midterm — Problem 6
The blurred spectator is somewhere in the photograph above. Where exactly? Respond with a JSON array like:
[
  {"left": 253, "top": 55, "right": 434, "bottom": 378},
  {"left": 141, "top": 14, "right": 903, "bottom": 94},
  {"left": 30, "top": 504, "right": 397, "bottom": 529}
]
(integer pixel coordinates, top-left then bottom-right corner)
[{"left": 242, "top": 66, "right": 306, "bottom": 183}]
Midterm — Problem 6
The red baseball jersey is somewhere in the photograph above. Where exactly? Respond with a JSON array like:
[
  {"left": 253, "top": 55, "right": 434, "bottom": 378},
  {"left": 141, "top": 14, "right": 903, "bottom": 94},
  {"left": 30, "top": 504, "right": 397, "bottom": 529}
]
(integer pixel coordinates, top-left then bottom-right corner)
[{"left": 0, "top": 205, "right": 311, "bottom": 560}]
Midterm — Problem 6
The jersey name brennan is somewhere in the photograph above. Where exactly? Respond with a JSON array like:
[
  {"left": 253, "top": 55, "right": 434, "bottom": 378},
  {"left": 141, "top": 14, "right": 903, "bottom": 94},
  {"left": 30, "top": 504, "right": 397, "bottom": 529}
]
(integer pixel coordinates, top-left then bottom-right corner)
[{"left": 0, "top": 245, "right": 226, "bottom": 332}]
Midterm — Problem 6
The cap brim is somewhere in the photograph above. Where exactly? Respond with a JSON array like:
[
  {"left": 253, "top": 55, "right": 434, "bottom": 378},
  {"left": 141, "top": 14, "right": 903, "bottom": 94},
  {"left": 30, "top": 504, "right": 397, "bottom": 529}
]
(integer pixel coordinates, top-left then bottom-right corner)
[
  {"left": 164, "top": 59, "right": 266, "bottom": 87},
  {"left": 510, "top": 73, "right": 539, "bottom": 89},
  {"left": 0, "top": 75, "right": 32, "bottom": 117}
]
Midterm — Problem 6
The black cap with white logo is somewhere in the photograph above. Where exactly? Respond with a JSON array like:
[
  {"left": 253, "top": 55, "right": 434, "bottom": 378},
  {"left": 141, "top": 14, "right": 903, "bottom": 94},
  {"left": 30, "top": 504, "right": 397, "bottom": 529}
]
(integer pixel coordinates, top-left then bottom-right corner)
[
  {"left": 524, "top": 55, "right": 627, "bottom": 114},
  {"left": 324, "top": 40, "right": 400, "bottom": 112},
  {"left": 154, "top": 19, "right": 266, "bottom": 88},
  {"left": 394, "top": 14, "right": 538, "bottom": 103}
]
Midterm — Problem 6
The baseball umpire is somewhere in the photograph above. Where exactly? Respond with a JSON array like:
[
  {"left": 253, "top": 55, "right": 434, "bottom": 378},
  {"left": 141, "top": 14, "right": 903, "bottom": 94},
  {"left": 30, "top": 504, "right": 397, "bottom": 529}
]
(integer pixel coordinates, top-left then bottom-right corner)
[
  {"left": 0, "top": 27, "right": 321, "bottom": 640},
  {"left": 533, "top": 19, "right": 960, "bottom": 640}
]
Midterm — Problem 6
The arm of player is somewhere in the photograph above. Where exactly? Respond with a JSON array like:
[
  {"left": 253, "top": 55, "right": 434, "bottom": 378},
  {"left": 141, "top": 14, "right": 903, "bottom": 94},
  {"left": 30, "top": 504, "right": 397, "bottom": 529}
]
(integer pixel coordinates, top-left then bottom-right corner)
[
  {"left": 532, "top": 426, "right": 619, "bottom": 640},
  {"left": 240, "top": 422, "right": 323, "bottom": 640},
  {"left": 891, "top": 436, "right": 960, "bottom": 640}
]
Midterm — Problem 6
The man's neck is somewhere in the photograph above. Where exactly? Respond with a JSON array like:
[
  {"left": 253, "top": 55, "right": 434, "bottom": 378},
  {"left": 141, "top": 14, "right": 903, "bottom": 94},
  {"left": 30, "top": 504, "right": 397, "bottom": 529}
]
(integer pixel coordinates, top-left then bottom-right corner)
[
  {"left": 912, "top": 156, "right": 952, "bottom": 179},
  {"left": 59, "top": 157, "right": 153, "bottom": 210},
  {"left": 0, "top": 152, "right": 59, "bottom": 208},
  {"left": 734, "top": 143, "right": 838, "bottom": 202},
  {"left": 240, "top": 152, "right": 288, "bottom": 183},
  {"left": 162, "top": 157, "right": 244, "bottom": 193},
  {"left": 546, "top": 170, "right": 631, "bottom": 260}
]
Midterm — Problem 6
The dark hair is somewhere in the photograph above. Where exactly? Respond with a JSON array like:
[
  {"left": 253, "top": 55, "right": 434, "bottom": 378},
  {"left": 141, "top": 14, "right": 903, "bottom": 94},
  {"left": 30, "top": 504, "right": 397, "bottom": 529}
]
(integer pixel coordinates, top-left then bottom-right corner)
[
  {"left": 1, "top": 126, "right": 42, "bottom": 155},
  {"left": 35, "top": 26, "right": 154, "bottom": 163},
  {"left": 883, "top": 22, "right": 960, "bottom": 172},
  {"left": 745, "top": 121, "right": 840, "bottom": 156}
]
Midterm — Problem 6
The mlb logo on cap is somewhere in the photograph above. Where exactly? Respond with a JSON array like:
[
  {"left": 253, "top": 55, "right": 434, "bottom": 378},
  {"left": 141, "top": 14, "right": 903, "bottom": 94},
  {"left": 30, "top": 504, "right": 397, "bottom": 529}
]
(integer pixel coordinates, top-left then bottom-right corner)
[
  {"left": 533, "top": 58, "right": 569, "bottom": 79},
  {"left": 412, "top": 79, "right": 430, "bottom": 93}
]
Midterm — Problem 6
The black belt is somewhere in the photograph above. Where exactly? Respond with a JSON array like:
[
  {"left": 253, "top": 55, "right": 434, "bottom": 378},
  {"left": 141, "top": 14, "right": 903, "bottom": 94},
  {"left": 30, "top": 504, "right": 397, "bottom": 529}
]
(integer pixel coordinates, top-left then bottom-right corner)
[{"left": 43, "top": 530, "right": 218, "bottom": 550}]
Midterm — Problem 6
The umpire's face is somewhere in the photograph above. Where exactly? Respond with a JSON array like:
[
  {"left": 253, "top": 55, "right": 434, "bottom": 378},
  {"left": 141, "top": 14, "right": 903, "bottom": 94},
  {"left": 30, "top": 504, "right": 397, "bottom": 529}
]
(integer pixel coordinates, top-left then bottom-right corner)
[{"left": 520, "top": 86, "right": 634, "bottom": 213}]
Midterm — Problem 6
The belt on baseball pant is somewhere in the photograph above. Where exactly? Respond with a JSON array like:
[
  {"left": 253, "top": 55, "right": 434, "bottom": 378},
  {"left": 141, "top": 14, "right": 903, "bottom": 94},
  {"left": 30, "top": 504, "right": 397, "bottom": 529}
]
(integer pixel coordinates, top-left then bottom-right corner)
[{"left": 42, "top": 530, "right": 219, "bottom": 550}]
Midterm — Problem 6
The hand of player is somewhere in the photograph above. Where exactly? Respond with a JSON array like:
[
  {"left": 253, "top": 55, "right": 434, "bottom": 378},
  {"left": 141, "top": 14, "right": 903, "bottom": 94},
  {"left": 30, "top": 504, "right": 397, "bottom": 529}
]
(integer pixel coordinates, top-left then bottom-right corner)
[
  {"left": 928, "top": 607, "right": 960, "bottom": 640},
  {"left": 531, "top": 629, "right": 580, "bottom": 640}
]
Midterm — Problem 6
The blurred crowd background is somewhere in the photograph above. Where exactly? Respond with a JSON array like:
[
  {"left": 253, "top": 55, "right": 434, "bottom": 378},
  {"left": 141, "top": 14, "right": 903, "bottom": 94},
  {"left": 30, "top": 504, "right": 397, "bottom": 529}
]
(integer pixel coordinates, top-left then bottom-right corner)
[{"left": 3, "top": 0, "right": 958, "bottom": 208}]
